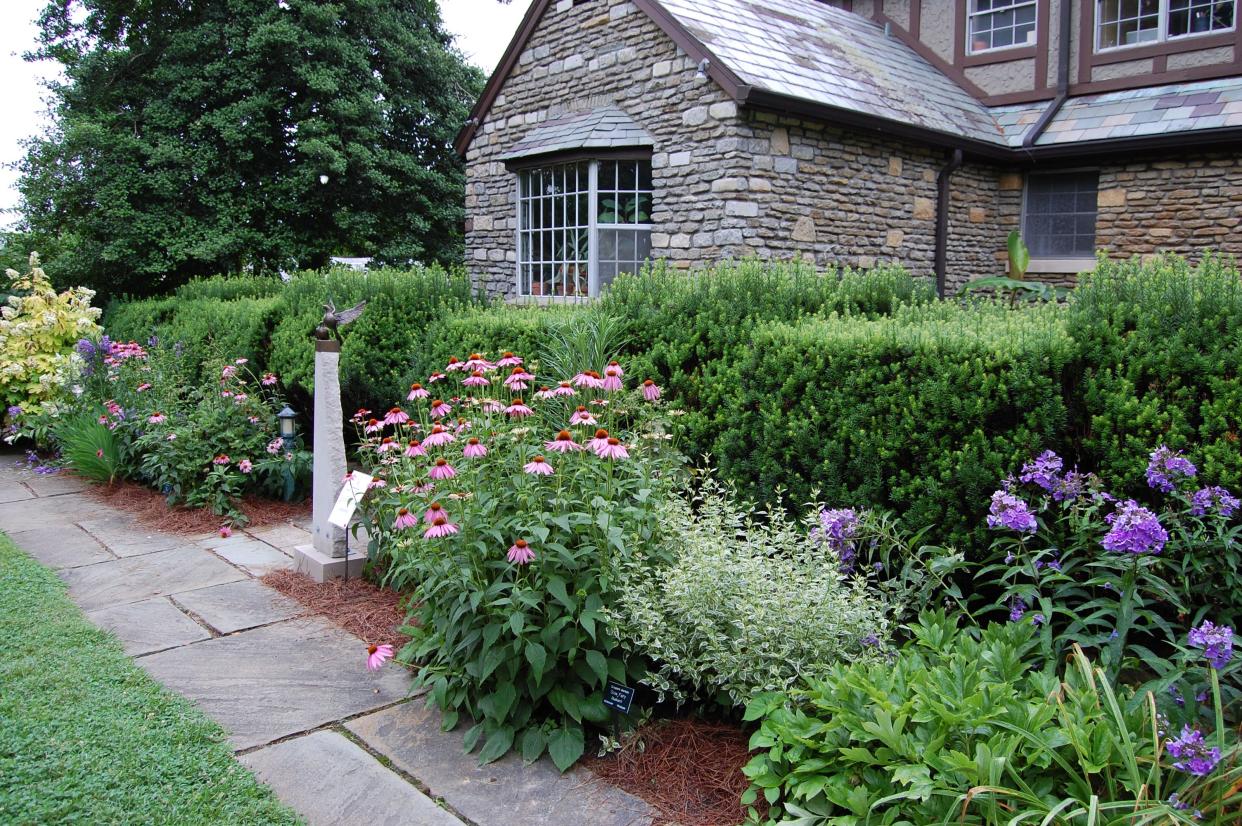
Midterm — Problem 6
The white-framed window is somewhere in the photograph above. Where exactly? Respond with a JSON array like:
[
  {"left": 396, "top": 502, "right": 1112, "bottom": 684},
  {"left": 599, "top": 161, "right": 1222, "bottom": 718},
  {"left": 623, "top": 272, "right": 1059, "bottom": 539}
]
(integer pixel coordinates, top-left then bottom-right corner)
[
  {"left": 1096, "top": 0, "right": 1234, "bottom": 50},
  {"left": 1022, "top": 171, "right": 1099, "bottom": 261},
  {"left": 968, "top": 0, "right": 1038, "bottom": 53},
  {"left": 515, "top": 159, "right": 652, "bottom": 297}
]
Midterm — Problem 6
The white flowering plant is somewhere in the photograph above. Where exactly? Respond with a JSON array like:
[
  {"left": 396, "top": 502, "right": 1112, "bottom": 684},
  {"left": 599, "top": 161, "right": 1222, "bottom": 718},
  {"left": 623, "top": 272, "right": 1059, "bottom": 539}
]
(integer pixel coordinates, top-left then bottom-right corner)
[{"left": 356, "top": 353, "right": 680, "bottom": 771}]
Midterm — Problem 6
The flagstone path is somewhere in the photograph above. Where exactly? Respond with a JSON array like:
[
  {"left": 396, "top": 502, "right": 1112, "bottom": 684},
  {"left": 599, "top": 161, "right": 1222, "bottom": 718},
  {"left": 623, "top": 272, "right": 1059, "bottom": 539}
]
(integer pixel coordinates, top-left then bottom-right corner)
[{"left": 0, "top": 453, "right": 654, "bottom": 826}]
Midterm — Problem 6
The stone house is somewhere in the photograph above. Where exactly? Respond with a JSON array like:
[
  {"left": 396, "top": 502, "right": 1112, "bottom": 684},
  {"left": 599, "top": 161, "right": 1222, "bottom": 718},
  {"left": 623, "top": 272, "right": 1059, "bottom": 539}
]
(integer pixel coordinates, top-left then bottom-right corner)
[{"left": 456, "top": 0, "right": 1242, "bottom": 297}]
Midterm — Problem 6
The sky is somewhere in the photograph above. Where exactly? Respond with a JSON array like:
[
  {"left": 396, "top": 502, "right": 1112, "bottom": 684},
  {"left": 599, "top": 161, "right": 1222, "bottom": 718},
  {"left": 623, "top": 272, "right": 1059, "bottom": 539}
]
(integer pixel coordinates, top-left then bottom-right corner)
[{"left": 0, "top": 0, "right": 530, "bottom": 228}]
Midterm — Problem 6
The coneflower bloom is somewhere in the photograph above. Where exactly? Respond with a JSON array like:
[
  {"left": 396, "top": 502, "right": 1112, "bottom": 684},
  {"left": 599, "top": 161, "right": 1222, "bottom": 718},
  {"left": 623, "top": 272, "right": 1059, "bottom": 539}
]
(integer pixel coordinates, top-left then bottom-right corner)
[
  {"left": 642, "top": 379, "right": 662, "bottom": 401},
  {"left": 378, "top": 437, "right": 400, "bottom": 453},
  {"left": 383, "top": 407, "right": 409, "bottom": 425},
  {"left": 607, "top": 360, "right": 624, "bottom": 377},
  {"left": 596, "top": 437, "right": 629, "bottom": 460},
  {"left": 429, "top": 458, "right": 457, "bottom": 480},
  {"left": 464, "top": 353, "right": 496, "bottom": 372},
  {"left": 602, "top": 366, "right": 623, "bottom": 392},
  {"left": 533, "top": 386, "right": 554, "bottom": 400},
  {"left": 570, "top": 405, "right": 597, "bottom": 426},
  {"left": 369, "top": 479, "right": 388, "bottom": 490},
  {"left": 445, "top": 356, "right": 465, "bottom": 372},
  {"left": 454, "top": 417, "right": 472, "bottom": 433},
  {"left": 423, "top": 425, "right": 455, "bottom": 447},
  {"left": 413, "top": 481, "right": 434, "bottom": 495},
  {"left": 239, "top": 459, "right": 253, "bottom": 473},
  {"left": 463, "top": 437, "right": 488, "bottom": 458},
  {"left": 428, "top": 371, "right": 446, "bottom": 383},
  {"left": 221, "top": 390, "right": 233, "bottom": 398},
  {"left": 404, "top": 439, "right": 426, "bottom": 458},
  {"left": 463, "top": 371, "right": 490, "bottom": 388},
  {"left": 148, "top": 412, "right": 167, "bottom": 424},
  {"left": 261, "top": 373, "right": 279, "bottom": 386},
  {"left": 424, "top": 516, "right": 459, "bottom": 539},
  {"left": 364, "top": 418, "right": 384, "bottom": 434},
  {"left": 366, "top": 643, "right": 395, "bottom": 670},
  {"left": 136, "top": 382, "right": 152, "bottom": 392},
  {"left": 505, "top": 399, "right": 534, "bottom": 418},
  {"left": 267, "top": 437, "right": 284, "bottom": 454},
  {"left": 352, "top": 408, "right": 371, "bottom": 422},
  {"left": 587, "top": 429, "right": 612, "bottom": 453},
  {"left": 497, "top": 352, "right": 523, "bottom": 368},
  {"left": 503, "top": 367, "right": 534, "bottom": 390},
  {"left": 572, "top": 371, "right": 605, "bottom": 389},
  {"left": 430, "top": 399, "right": 452, "bottom": 418},
  {"left": 481, "top": 399, "right": 504, "bottom": 413},
  {"left": 423, "top": 501, "right": 447, "bottom": 524},
  {"left": 393, "top": 508, "right": 418, "bottom": 530},
  {"left": 507, "top": 539, "right": 536, "bottom": 565},
  {"left": 551, "top": 382, "right": 576, "bottom": 397},
  {"left": 524, "top": 455, "right": 555, "bottom": 475},
  {"left": 407, "top": 382, "right": 430, "bottom": 400},
  {"left": 219, "top": 525, "right": 232, "bottom": 538},
  {"left": 545, "top": 430, "right": 584, "bottom": 453},
  {"left": 213, "top": 454, "right": 231, "bottom": 466}
]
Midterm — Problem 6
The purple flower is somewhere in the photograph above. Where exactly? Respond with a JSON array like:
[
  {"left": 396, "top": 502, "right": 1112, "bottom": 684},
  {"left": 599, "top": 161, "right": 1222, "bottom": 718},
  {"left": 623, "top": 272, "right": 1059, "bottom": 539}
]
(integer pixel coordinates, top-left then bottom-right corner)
[
  {"left": 813, "top": 508, "right": 860, "bottom": 573},
  {"left": 1053, "top": 470, "right": 1090, "bottom": 502},
  {"left": 1009, "top": 597, "right": 1027, "bottom": 622},
  {"left": 1019, "top": 450, "right": 1063, "bottom": 491},
  {"left": 1191, "top": 486, "right": 1240, "bottom": 518},
  {"left": 75, "top": 338, "right": 97, "bottom": 361},
  {"left": 1166, "top": 725, "right": 1221, "bottom": 776},
  {"left": 1188, "top": 620, "right": 1233, "bottom": 669},
  {"left": 987, "top": 490, "right": 1038, "bottom": 535},
  {"left": 1032, "top": 613, "right": 1045, "bottom": 626},
  {"left": 1102, "top": 500, "right": 1167, "bottom": 555},
  {"left": 1146, "top": 445, "right": 1197, "bottom": 493}
]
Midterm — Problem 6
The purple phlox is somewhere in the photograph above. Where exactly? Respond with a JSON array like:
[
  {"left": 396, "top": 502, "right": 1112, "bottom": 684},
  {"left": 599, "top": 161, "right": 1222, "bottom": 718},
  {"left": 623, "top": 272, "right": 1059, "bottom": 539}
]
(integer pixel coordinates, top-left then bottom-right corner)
[
  {"left": 1146, "top": 445, "right": 1198, "bottom": 493},
  {"left": 1165, "top": 725, "right": 1221, "bottom": 776},
  {"left": 811, "top": 508, "right": 860, "bottom": 573},
  {"left": 1188, "top": 620, "right": 1233, "bottom": 669},
  {"left": 1191, "top": 486, "right": 1240, "bottom": 518},
  {"left": 987, "top": 490, "right": 1038, "bottom": 535},
  {"left": 1102, "top": 499, "right": 1167, "bottom": 555},
  {"left": 1019, "top": 450, "right": 1063, "bottom": 492}
]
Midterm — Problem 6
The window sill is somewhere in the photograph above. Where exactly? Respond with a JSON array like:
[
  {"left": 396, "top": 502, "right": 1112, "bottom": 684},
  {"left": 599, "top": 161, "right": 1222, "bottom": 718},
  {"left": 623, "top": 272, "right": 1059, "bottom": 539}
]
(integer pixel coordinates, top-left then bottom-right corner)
[{"left": 1024, "top": 258, "right": 1098, "bottom": 274}]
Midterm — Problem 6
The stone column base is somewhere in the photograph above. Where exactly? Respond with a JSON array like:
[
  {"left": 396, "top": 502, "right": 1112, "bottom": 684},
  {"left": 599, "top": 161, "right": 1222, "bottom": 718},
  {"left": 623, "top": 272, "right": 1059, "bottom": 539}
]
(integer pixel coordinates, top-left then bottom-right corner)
[{"left": 293, "top": 544, "right": 367, "bottom": 582}]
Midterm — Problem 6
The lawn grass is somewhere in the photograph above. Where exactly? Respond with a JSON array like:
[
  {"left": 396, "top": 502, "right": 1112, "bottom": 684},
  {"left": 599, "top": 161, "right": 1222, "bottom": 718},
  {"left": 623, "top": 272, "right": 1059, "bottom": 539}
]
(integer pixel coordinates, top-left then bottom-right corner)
[{"left": 0, "top": 533, "right": 300, "bottom": 825}]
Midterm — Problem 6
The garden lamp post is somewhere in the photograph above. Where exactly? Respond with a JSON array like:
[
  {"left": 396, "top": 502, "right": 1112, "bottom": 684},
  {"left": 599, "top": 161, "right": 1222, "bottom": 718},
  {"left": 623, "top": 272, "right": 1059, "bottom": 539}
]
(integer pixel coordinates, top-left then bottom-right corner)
[{"left": 277, "top": 405, "right": 298, "bottom": 441}]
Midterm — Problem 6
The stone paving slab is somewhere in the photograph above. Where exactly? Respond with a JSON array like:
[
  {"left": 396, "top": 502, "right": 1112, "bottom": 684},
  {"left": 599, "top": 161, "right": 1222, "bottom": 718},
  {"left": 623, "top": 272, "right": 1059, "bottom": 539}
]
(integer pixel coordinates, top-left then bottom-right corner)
[
  {"left": 207, "top": 538, "right": 293, "bottom": 577},
  {"left": 172, "top": 580, "right": 304, "bottom": 634},
  {"left": 59, "top": 545, "right": 247, "bottom": 611},
  {"left": 86, "top": 597, "right": 212, "bottom": 656},
  {"left": 138, "top": 617, "right": 411, "bottom": 751},
  {"left": 9, "top": 525, "right": 113, "bottom": 569},
  {"left": 241, "top": 730, "right": 464, "bottom": 826},
  {"left": 346, "top": 703, "right": 655, "bottom": 826},
  {"left": 0, "top": 494, "right": 111, "bottom": 533},
  {"left": 0, "top": 482, "right": 34, "bottom": 503},
  {"left": 247, "top": 523, "right": 313, "bottom": 550},
  {"left": 21, "top": 472, "right": 93, "bottom": 497},
  {"left": 75, "top": 514, "right": 184, "bottom": 558}
]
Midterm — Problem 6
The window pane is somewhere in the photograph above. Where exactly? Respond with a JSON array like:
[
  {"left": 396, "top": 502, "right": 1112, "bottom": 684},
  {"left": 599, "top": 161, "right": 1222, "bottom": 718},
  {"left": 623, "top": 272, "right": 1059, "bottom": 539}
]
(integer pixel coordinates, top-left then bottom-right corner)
[
  {"left": 970, "top": 0, "right": 1037, "bottom": 50},
  {"left": 1023, "top": 171, "right": 1099, "bottom": 258}
]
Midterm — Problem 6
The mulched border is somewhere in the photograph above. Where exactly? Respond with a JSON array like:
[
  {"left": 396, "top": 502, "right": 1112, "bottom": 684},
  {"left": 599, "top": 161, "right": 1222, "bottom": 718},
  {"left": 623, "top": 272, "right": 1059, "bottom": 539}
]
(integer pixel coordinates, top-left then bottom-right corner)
[
  {"left": 82, "top": 477, "right": 310, "bottom": 535},
  {"left": 261, "top": 569, "right": 410, "bottom": 648}
]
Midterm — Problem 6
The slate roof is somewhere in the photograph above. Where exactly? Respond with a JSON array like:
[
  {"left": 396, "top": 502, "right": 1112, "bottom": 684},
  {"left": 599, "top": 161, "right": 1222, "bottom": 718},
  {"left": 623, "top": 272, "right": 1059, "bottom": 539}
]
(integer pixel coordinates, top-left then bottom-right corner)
[
  {"left": 499, "top": 106, "right": 655, "bottom": 161},
  {"left": 656, "top": 0, "right": 1008, "bottom": 146}
]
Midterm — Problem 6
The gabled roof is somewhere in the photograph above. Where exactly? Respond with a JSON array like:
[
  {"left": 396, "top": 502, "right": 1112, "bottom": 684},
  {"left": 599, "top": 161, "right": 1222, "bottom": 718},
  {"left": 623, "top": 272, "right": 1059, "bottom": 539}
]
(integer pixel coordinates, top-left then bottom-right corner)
[{"left": 499, "top": 106, "right": 654, "bottom": 162}]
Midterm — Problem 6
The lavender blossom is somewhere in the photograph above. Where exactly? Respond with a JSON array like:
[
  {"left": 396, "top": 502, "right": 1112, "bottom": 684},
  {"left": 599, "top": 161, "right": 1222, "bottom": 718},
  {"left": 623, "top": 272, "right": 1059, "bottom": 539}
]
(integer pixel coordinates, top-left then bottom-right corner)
[
  {"left": 812, "top": 508, "right": 860, "bottom": 573},
  {"left": 1019, "top": 450, "right": 1063, "bottom": 492},
  {"left": 1053, "top": 470, "right": 1091, "bottom": 502},
  {"left": 1191, "top": 486, "right": 1240, "bottom": 518},
  {"left": 1009, "top": 597, "right": 1027, "bottom": 622},
  {"left": 987, "top": 490, "right": 1038, "bottom": 535},
  {"left": 1102, "top": 499, "right": 1167, "bottom": 555},
  {"left": 1188, "top": 620, "right": 1233, "bottom": 669},
  {"left": 1166, "top": 725, "right": 1222, "bottom": 776},
  {"left": 1146, "top": 445, "right": 1197, "bottom": 493},
  {"left": 75, "top": 338, "right": 97, "bottom": 361}
]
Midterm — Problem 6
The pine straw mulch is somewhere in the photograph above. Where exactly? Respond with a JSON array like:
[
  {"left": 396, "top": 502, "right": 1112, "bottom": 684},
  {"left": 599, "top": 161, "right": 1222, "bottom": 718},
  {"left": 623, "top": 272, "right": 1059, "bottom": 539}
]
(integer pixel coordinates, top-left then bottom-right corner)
[
  {"left": 260, "top": 568, "right": 411, "bottom": 649},
  {"left": 584, "top": 718, "right": 762, "bottom": 826},
  {"left": 83, "top": 477, "right": 310, "bottom": 535}
]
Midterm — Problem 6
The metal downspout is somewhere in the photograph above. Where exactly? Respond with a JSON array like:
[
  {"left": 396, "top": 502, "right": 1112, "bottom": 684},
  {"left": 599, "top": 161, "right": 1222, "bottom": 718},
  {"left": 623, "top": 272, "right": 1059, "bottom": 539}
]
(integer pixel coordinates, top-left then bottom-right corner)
[
  {"left": 934, "top": 148, "right": 964, "bottom": 297},
  {"left": 1023, "top": 0, "right": 1074, "bottom": 148}
]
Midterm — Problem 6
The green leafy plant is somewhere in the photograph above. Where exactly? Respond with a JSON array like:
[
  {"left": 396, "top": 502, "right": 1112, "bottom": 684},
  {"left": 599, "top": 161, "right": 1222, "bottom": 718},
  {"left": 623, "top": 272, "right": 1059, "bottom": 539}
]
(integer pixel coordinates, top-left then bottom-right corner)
[{"left": 53, "top": 410, "right": 121, "bottom": 483}]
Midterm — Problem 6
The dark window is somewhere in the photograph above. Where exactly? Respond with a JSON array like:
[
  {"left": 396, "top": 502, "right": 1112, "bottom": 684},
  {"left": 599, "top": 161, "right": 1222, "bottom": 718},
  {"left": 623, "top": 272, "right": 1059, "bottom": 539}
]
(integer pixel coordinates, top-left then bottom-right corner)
[{"left": 1023, "top": 172, "right": 1099, "bottom": 259}]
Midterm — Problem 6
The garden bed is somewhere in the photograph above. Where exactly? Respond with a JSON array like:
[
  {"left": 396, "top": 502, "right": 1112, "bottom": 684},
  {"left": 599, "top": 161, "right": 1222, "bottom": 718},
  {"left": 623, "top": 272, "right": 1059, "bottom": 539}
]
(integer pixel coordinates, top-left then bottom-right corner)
[
  {"left": 83, "top": 476, "right": 309, "bottom": 535},
  {"left": 261, "top": 569, "right": 409, "bottom": 649}
]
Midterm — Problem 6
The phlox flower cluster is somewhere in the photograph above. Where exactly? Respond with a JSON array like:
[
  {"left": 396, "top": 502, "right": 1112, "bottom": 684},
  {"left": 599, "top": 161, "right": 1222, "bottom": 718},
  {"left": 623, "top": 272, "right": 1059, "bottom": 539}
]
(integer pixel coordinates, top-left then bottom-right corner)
[
  {"left": 1165, "top": 725, "right": 1222, "bottom": 776},
  {"left": 1146, "top": 444, "right": 1197, "bottom": 493},
  {"left": 1102, "top": 499, "right": 1167, "bottom": 555},
  {"left": 811, "top": 508, "right": 860, "bottom": 572},
  {"left": 1188, "top": 620, "right": 1233, "bottom": 669},
  {"left": 986, "top": 489, "right": 1038, "bottom": 535}
]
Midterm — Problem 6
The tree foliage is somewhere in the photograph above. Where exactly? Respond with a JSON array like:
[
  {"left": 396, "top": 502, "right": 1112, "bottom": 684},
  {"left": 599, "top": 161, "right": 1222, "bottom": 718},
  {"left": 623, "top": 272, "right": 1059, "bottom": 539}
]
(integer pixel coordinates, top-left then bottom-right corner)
[{"left": 17, "top": 0, "right": 484, "bottom": 298}]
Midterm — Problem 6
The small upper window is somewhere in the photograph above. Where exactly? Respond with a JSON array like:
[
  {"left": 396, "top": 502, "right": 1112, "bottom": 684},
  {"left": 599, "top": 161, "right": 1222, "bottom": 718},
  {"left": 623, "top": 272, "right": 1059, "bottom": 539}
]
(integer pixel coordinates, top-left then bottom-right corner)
[
  {"left": 1096, "top": 0, "right": 1234, "bottom": 49},
  {"left": 968, "top": 0, "right": 1038, "bottom": 53},
  {"left": 1023, "top": 172, "right": 1099, "bottom": 260}
]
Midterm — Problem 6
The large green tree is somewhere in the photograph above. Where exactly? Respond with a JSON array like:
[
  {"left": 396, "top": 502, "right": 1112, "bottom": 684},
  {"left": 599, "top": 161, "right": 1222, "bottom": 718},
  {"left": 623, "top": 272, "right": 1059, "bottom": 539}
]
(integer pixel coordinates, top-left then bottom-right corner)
[{"left": 17, "top": 0, "right": 483, "bottom": 298}]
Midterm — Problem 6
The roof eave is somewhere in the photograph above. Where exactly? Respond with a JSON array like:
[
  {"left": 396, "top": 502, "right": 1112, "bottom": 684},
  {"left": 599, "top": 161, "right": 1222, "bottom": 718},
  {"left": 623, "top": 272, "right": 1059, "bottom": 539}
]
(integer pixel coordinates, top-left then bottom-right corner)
[{"left": 1021, "top": 126, "right": 1242, "bottom": 160}]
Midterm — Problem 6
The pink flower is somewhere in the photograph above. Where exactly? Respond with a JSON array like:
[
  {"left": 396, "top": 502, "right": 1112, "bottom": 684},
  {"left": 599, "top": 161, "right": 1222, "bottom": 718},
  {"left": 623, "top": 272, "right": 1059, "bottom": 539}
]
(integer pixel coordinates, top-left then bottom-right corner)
[
  {"left": 98, "top": 415, "right": 109, "bottom": 425},
  {"left": 602, "top": 366, "right": 623, "bottom": 392},
  {"left": 219, "top": 525, "right": 233, "bottom": 538},
  {"left": 507, "top": 539, "right": 536, "bottom": 565},
  {"left": 407, "top": 382, "right": 430, "bottom": 400},
  {"left": 424, "top": 517, "right": 460, "bottom": 539},
  {"left": 136, "top": 382, "right": 152, "bottom": 392},
  {"left": 572, "top": 371, "right": 604, "bottom": 390},
  {"left": 352, "top": 408, "right": 371, "bottom": 423},
  {"left": 607, "top": 360, "right": 624, "bottom": 377},
  {"left": 463, "top": 438, "right": 488, "bottom": 458},
  {"left": 235, "top": 358, "right": 248, "bottom": 365},
  {"left": 596, "top": 437, "right": 629, "bottom": 460},
  {"left": 384, "top": 407, "right": 409, "bottom": 425},
  {"left": 248, "top": 416, "right": 260, "bottom": 424},
  {"left": 587, "top": 429, "right": 612, "bottom": 453},
  {"left": 148, "top": 412, "right": 166, "bottom": 424},
  {"left": 505, "top": 399, "right": 534, "bottom": 418},
  {"left": 463, "top": 371, "right": 490, "bottom": 387},
  {"left": 497, "top": 352, "right": 523, "bottom": 368},
  {"left": 423, "top": 425, "right": 455, "bottom": 447},
  {"left": 524, "top": 455, "right": 555, "bottom": 476},
  {"left": 267, "top": 437, "right": 284, "bottom": 454},
  {"left": 233, "top": 393, "right": 248, "bottom": 404},
  {"left": 166, "top": 433, "right": 176, "bottom": 441},
  {"left": 428, "top": 372, "right": 446, "bottom": 383},
  {"left": 213, "top": 454, "right": 231, "bottom": 466},
  {"left": 429, "top": 399, "right": 453, "bottom": 418},
  {"left": 364, "top": 418, "right": 384, "bottom": 434},
  {"left": 503, "top": 368, "right": 534, "bottom": 390},
  {"left": 368, "top": 478, "right": 387, "bottom": 489},
  {"left": 96, "top": 449, "right": 104, "bottom": 458},
  {"left": 423, "top": 501, "right": 448, "bottom": 524},
  {"left": 545, "top": 430, "right": 584, "bottom": 453},
  {"left": 239, "top": 459, "right": 253, "bottom": 473},
  {"left": 429, "top": 458, "right": 457, "bottom": 480},
  {"left": 367, "top": 643, "right": 395, "bottom": 670},
  {"left": 453, "top": 418, "right": 471, "bottom": 433},
  {"left": 261, "top": 372, "right": 278, "bottom": 386},
  {"left": 642, "top": 379, "right": 662, "bottom": 401},
  {"left": 481, "top": 399, "right": 504, "bottom": 413},
  {"left": 570, "top": 406, "right": 597, "bottom": 426},
  {"left": 413, "top": 481, "right": 434, "bottom": 495},
  {"left": 377, "top": 437, "right": 400, "bottom": 453},
  {"left": 404, "top": 439, "right": 426, "bottom": 458},
  {"left": 533, "top": 386, "right": 554, "bottom": 401},
  {"left": 464, "top": 353, "right": 496, "bottom": 372},
  {"left": 393, "top": 508, "right": 418, "bottom": 530},
  {"left": 551, "top": 382, "right": 576, "bottom": 398},
  {"left": 221, "top": 365, "right": 238, "bottom": 380}
]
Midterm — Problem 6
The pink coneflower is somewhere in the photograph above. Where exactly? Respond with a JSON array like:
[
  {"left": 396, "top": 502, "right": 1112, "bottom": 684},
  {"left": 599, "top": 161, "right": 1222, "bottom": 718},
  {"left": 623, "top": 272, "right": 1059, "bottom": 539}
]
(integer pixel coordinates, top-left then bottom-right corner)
[
  {"left": 235, "top": 358, "right": 248, "bottom": 365},
  {"left": 463, "top": 371, "right": 490, "bottom": 387},
  {"left": 445, "top": 356, "right": 465, "bottom": 372},
  {"left": 393, "top": 508, "right": 418, "bottom": 530},
  {"left": 219, "top": 525, "right": 233, "bottom": 538},
  {"left": 248, "top": 416, "right": 260, "bottom": 424},
  {"left": 607, "top": 360, "right": 624, "bottom": 377},
  {"left": 454, "top": 417, "right": 472, "bottom": 433},
  {"left": 589, "top": 398, "right": 610, "bottom": 407},
  {"left": 429, "top": 458, "right": 457, "bottom": 480},
  {"left": 384, "top": 407, "right": 409, "bottom": 425},
  {"left": 642, "top": 379, "right": 662, "bottom": 401},
  {"left": 404, "top": 439, "right": 426, "bottom": 458},
  {"left": 551, "top": 382, "right": 576, "bottom": 397},
  {"left": 546, "top": 430, "right": 584, "bottom": 453},
  {"left": 239, "top": 459, "right": 253, "bottom": 473},
  {"left": 428, "top": 371, "right": 446, "bottom": 383},
  {"left": 96, "top": 449, "right": 104, "bottom": 458},
  {"left": 464, "top": 353, "right": 496, "bottom": 372},
  {"left": 573, "top": 371, "right": 605, "bottom": 390},
  {"left": 481, "top": 399, "right": 504, "bottom": 413},
  {"left": 136, "top": 382, "right": 152, "bottom": 392},
  {"left": 602, "top": 366, "right": 623, "bottom": 392},
  {"left": 423, "top": 425, "right": 455, "bottom": 447},
  {"left": 377, "top": 437, "right": 400, "bottom": 453},
  {"left": 148, "top": 412, "right": 166, "bottom": 424},
  {"left": 596, "top": 437, "right": 629, "bottom": 460},
  {"left": 261, "top": 372, "right": 278, "bottom": 386},
  {"left": 533, "top": 385, "right": 554, "bottom": 400},
  {"left": 570, "top": 406, "right": 597, "bottom": 426},
  {"left": 368, "top": 478, "right": 387, "bottom": 489},
  {"left": 407, "top": 382, "right": 429, "bottom": 400},
  {"left": 213, "top": 454, "right": 231, "bottom": 466},
  {"left": 413, "top": 481, "right": 434, "bottom": 495},
  {"left": 587, "top": 429, "right": 612, "bottom": 453},
  {"left": 503, "top": 367, "right": 534, "bottom": 390},
  {"left": 364, "top": 418, "right": 384, "bottom": 434},
  {"left": 463, "top": 437, "right": 488, "bottom": 458},
  {"left": 267, "top": 437, "right": 284, "bottom": 454},
  {"left": 505, "top": 398, "right": 534, "bottom": 418},
  {"left": 430, "top": 399, "right": 452, "bottom": 418},
  {"left": 523, "top": 455, "right": 555, "bottom": 475},
  {"left": 221, "top": 390, "right": 234, "bottom": 398},
  {"left": 352, "top": 408, "right": 371, "bottom": 422},
  {"left": 507, "top": 539, "right": 536, "bottom": 565},
  {"left": 424, "top": 516, "right": 459, "bottom": 539},
  {"left": 497, "top": 352, "right": 523, "bottom": 368},
  {"left": 423, "top": 501, "right": 448, "bottom": 524},
  {"left": 166, "top": 433, "right": 176, "bottom": 441},
  {"left": 366, "top": 643, "right": 395, "bottom": 670},
  {"left": 221, "top": 365, "right": 238, "bottom": 380},
  {"left": 98, "top": 415, "right": 109, "bottom": 425},
  {"left": 233, "top": 394, "right": 248, "bottom": 404}
]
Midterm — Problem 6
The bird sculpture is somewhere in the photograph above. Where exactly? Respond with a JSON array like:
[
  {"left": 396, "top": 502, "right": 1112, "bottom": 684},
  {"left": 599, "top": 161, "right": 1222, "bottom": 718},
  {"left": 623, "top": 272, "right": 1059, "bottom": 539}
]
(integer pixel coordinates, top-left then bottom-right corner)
[{"left": 313, "top": 299, "right": 367, "bottom": 343}]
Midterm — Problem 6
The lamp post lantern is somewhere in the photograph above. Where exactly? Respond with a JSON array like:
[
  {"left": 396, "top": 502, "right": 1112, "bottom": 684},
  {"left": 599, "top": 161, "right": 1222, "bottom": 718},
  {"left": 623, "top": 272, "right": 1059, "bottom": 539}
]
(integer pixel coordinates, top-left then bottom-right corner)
[{"left": 277, "top": 405, "right": 298, "bottom": 440}]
